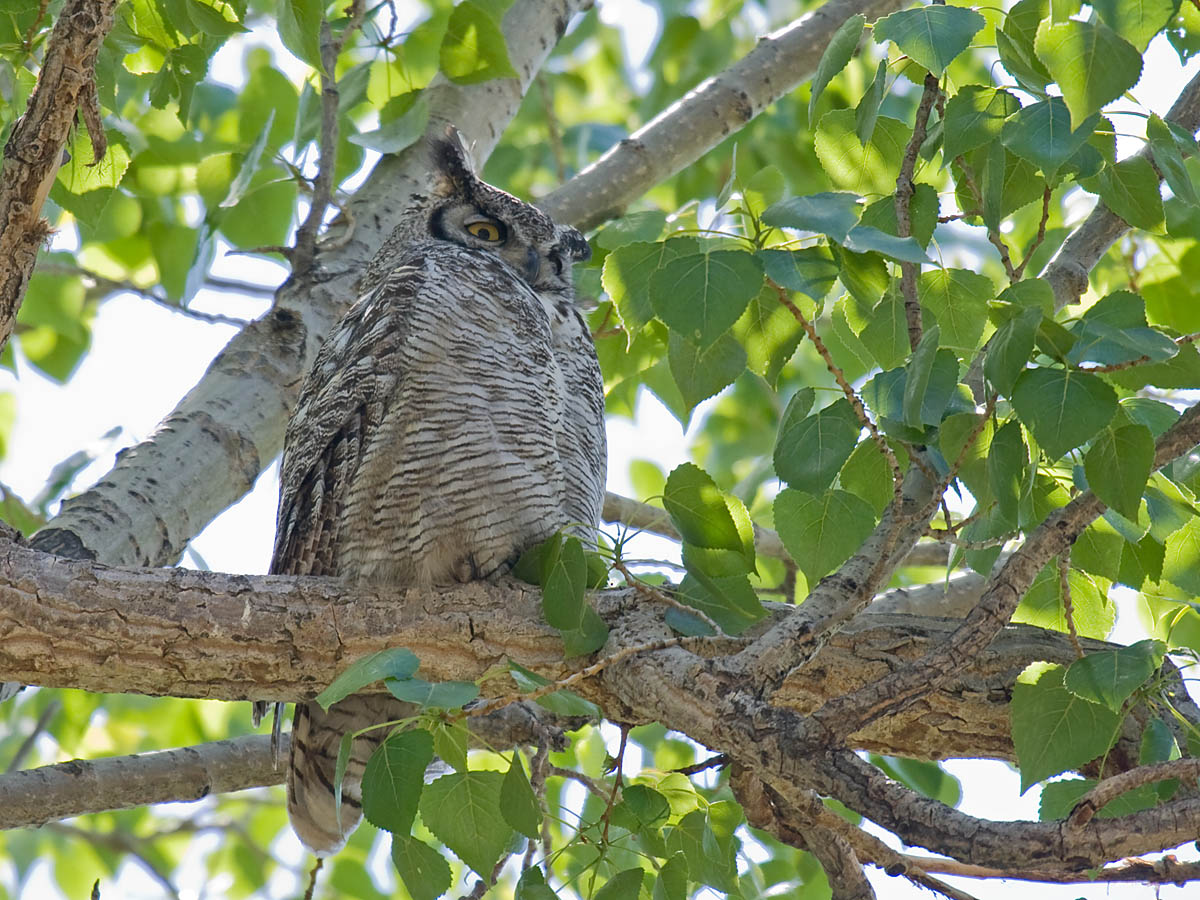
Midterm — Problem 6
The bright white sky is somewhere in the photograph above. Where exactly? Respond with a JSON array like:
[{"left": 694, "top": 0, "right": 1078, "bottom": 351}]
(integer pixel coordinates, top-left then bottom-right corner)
[{"left": 4, "top": 3, "right": 1200, "bottom": 899}]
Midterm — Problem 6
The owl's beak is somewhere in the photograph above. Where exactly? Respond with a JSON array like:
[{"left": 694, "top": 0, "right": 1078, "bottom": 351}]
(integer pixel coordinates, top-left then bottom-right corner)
[{"left": 523, "top": 246, "right": 542, "bottom": 283}]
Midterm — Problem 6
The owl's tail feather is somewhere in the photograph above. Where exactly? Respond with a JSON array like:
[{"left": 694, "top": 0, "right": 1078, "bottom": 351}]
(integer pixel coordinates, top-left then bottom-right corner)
[{"left": 287, "top": 696, "right": 396, "bottom": 856}]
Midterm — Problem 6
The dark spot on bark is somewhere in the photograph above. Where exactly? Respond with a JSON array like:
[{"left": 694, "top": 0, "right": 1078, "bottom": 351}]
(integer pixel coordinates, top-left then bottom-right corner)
[{"left": 28, "top": 527, "right": 97, "bottom": 561}]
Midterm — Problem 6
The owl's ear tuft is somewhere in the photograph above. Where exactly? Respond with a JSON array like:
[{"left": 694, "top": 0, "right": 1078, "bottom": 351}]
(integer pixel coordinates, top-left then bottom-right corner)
[{"left": 430, "top": 125, "right": 478, "bottom": 196}]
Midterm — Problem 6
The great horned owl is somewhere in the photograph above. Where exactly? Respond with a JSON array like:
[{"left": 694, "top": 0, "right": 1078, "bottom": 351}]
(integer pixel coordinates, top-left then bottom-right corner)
[{"left": 262, "top": 127, "right": 606, "bottom": 854}]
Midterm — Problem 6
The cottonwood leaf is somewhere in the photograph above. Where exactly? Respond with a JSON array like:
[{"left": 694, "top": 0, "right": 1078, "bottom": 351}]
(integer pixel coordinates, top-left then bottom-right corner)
[
  {"left": 809, "top": 14, "right": 865, "bottom": 121},
  {"left": 362, "top": 730, "right": 434, "bottom": 833},
  {"left": 500, "top": 754, "right": 541, "bottom": 839},
  {"left": 1084, "top": 425, "right": 1154, "bottom": 520},
  {"left": 420, "top": 771, "right": 511, "bottom": 877},
  {"left": 942, "top": 85, "right": 1022, "bottom": 162},
  {"left": 439, "top": 0, "right": 518, "bottom": 84},
  {"left": 1034, "top": 19, "right": 1142, "bottom": 128},
  {"left": 391, "top": 835, "right": 452, "bottom": 900},
  {"left": 316, "top": 648, "right": 420, "bottom": 709},
  {"left": 1063, "top": 639, "right": 1165, "bottom": 711},
  {"left": 1011, "top": 662, "right": 1122, "bottom": 792},
  {"left": 650, "top": 250, "right": 764, "bottom": 349},
  {"left": 873, "top": 5, "right": 985, "bottom": 75},
  {"left": 762, "top": 192, "right": 861, "bottom": 243},
  {"left": 1010, "top": 368, "right": 1117, "bottom": 459},
  {"left": 775, "top": 488, "right": 876, "bottom": 583}
]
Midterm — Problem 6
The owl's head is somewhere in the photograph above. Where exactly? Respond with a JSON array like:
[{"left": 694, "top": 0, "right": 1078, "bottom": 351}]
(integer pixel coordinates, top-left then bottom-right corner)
[{"left": 421, "top": 127, "right": 591, "bottom": 297}]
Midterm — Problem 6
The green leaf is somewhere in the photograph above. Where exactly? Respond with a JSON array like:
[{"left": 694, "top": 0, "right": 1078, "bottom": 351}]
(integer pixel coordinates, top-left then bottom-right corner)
[
  {"left": 942, "top": 85, "right": 1022, "bottom": 163},
  {"left": 855, "top": 59, "right": 888, "bottom": 144},
  {"left": 903, "top": 326, "right": 940, "bottom": 428},
  {"left": 757, "top": 247, "right": 840, "bottom": 300},
  {"left": 1090, "top": 0, "right": 1173, "bottom": 51},
  {"left": 1085, "top": 156, "right": 1166, "bottom": 233},
  {"left": 1162, "top": 516, "right": 1200, "bottom": 594},
  {"left": 515, "top": 867, "right": 558, "bottom": 900},
  {"left": 650, "top": 250, "right": 765, "bottom": 349},
  {"left": 603, "top": 238, "right": 697, "bottom": 342},
  {"left": 989, "top": 421, "right": 1029, "bottom": 526},
  {"left": 733, "top": 283, "right": 805, "bottom": 386},
  {"left": 539, "top": 535, "right": 608, "bottom": 657},
  {"left": 594, "top": 211, "right": 668, "bottom": 251},
  {"left": 594, "top": 869, "right": 645, "bottom": 900},
  {"left": 815, "top": 110, "right": 910, "bottom": 196},
  {"left": 859, "top": 290, "right": 910, "bottom": 370},
  {"left": 872, "top": 5, "right": 986, "bottom": 76},
  {"left": 809, "top": 13, "right": 865, "bottom": 122},
  {"left": 500, "top": 754, "right": 541, "bottom": 839},
  {"left": 1001, "top": 97, "right": 1098, "bottom": 181},
  {"left": 420, "top": 771, "right": 511, "bottom": 877},
  {"left": 276, "top": 0, "right": 323, "bottom": 68},
  {"left": 611, "top": 784, "right": 671, "bottom": 835},
  {"left": 1084, "top": 425, "right": 1154, "bottom": 520},
  {"left": 675, "top": 570, "right": 766, "bottom": 635},
  {"left": 349, "top": 93, "right": 431, "bottom": 153},
  {"left": 762, "top": 192, "right": 861, "bottom": 243},
  {"left": 316, "top": 649, "right": 420, "bottom": 710},
  {"left": 869, "top": 756, "right": 961, "bottom": 807},
  {"left": 1011, "top": 662, "right": 1122, "bottom": 792},
  {"left": 842, "top": 225, "right": 931, "bottom": 263},
  {"left": 1034, "top": 19, "right": 1143, "bottom": 128},
  {"left": 775, "top": 488, "right": 876, "bottom": 583},
  {"left": 667, "top": 331, "right": 746, "bottom": 414},
  {"left": 385, "top": 677, "right": 479, "bottom": 709},
  {"left": 663, "top": 463, "right": 753, "bottom": 562},
  {"left": 839, "top": 438, "right": 900, "bottom": 515},
  {"left": 653, "top": 852, "right": 689, "bottom": 900},
  {"left": 1010, "top": 368, "right": 1117, "bottom": 459},
  {"left": 857, "top": 184, "right": 939, "bottom": 248},
  {"left": 665, "top": 809, "right": 739, "bottom": 893},
  {"left": 439, "top": 0, "right": 518, "bottom": 84},
  {"left": 362, "top": 730, "right": 434, "bottom": 833},
  {"left": 507, "top": 660, "right": 600, "bottom": 718},
  {"left": 185, "top": 0, "right": 248, "bottom": 37},
  {"left": 1063, "top": 639, "right": 1166, "bottom": 711},
  {"left": 918, "top": 268, "right": 993, "bottom": 351},
  {"left": 391, "top": 835, "right": 452, "bottom": 900},
  {"left": 1068, "top": 292, "right": 1177, "bottom": 366},
  {"left": 1148, "top": 113, "right": 1198, "bottom": 207},
  {"left": 985, "top": 307, "right": 1040, "bottom": 396},
  {"left": 431, "top": 721, "right": 469, "bottom": 773},
  {"left": 774, "top": 397, "right": 860, "bottom": 494}
]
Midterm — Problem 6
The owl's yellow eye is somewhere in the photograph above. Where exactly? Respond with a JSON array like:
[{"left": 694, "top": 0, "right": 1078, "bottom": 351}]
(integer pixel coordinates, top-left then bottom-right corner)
[{"left": 465, "top": 220, "right": 505, "bottom": 242}]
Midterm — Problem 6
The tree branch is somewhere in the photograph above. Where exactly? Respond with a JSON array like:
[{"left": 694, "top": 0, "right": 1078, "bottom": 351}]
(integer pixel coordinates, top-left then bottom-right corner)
[
  {"left": 0, "top": 0, "right": 118, "bottom": 352},
  {"left": 539, "top": 0, "right": 906, "bottom": 229},
  {"left": 1040, "top": 66, "right": 1200, "bottom": 310}
]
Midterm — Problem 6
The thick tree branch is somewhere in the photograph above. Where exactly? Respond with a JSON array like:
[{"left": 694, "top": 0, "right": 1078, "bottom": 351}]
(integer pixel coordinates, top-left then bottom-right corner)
[
  {"left": 0, "top": 734, "right": 282, "bottom": 831},
  {"left": 0, "top": 539, "right": 1161, "bottom": 767},
  {"left": 0, "top": 0, "right": 118, "bottom": 352},
  {"left": 539, "top": 0, "right": 905, "bottom": 229},
  {"left": 1040, "top": 67, "right": 1200, "bottom": 310}
]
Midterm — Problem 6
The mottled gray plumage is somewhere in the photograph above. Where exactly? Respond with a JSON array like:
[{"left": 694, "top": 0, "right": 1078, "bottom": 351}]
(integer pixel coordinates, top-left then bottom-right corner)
[{"left": 262, "top": 128, "right": 605, "bottom": 855}]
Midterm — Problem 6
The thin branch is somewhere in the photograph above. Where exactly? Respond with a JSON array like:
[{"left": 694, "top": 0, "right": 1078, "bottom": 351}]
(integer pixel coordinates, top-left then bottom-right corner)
[
  {"left": 1068, "top": 758, "right": 1200, "bottom": 829},
  {"left": 895, "top": 71, "right": 939, "bottom": 351},
  {"left": 539, "top": 0, "right": 907, "bottom": 228},
  {"left": 4, "top": 699, "right": 59, "bottom": 773},
  {"left": 0, "top": 0, "right": 119, "bottom": 352},
  {"left": 914, "top": 855, "right": 1200, "bottom": 886}
]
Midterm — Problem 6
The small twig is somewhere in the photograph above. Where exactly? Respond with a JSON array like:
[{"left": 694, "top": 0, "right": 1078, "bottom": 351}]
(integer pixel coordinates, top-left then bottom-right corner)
[
  {"left": 915, "top": 855, "right": 1200, "bottom": 886},
  {"left": 548, "top": 765, "right": 609, "bottom": 800},
  {"left": 5, "top": 699, "right": 59, "bottom": 772},
  {"left": 955, "top": 157, "right": 1016, "bottom": 281},
  {"left": 672, "top": 753, "right": 729, "bottom": 776},
  {"left": 1012, "top": 185, "right": 1052, "bottom": 280},
  {"left": 769, "top": 278, "right": 904, "bottom": 498},
  {"left": 600, "top": 725, "right": 629, "bottom": 844},
  {"left": 612, "top": 558, "right": 727, "bottom": 636},
  {"left": 471, "top": 633, "right": 718, "bottom": 720},
  {"left": 291, "top": 2, "right": 366, "bottom": 276},
  {"left": 895, "top": 71, "right": 940, "bottom": 351},
  {"left": 302, "top": 858, "right": 323, "bottom": 900},
  {"left": 537, "top": 73, "right": 567, "bottom": 184},
  {"left": 1068, "top": 758, "right": 1200, "bottom": 830},
  {"left": 1058, "top": 553, "right": 1084, "bottom": 658},
  {"left": 1078, "top": 330, "right": 1200, "bottom": 374}
]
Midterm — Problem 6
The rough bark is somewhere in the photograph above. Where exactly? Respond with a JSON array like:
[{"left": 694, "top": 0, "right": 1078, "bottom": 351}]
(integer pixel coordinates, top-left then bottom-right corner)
[
  {"left": 0, "top": 539, "right": 1178, "bottom": 769},
  {"left": 0, "top": 0, "right": 118, "bottom": 353}
]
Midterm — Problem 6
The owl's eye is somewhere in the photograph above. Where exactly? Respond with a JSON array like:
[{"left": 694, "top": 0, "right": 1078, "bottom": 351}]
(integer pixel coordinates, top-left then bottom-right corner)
[{"left": 465, "top": 219, "right": 505, "bottom": 242}]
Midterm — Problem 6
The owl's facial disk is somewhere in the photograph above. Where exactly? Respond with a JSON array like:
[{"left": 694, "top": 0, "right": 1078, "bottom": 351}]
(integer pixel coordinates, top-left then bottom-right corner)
[{"left": 431, "top": 202, "right": 589, "bottom": 294}]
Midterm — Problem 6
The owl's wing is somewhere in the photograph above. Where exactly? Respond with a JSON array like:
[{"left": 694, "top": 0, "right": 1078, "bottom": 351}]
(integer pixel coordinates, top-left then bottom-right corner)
[{"left": 270, "top": 284, "right": 395, "bottom": 578}]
